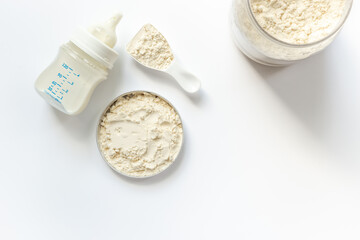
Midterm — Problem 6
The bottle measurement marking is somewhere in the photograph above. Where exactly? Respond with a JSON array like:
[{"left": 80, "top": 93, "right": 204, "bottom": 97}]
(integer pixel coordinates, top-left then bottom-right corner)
[{"left": 45, "top": 63, "right": 80, "bottom": 103}]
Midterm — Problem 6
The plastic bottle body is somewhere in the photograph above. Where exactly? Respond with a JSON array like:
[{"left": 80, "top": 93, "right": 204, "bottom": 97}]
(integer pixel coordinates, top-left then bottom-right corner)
[{"left": 35, "top": 42, "right": 108, "bottom": 115}]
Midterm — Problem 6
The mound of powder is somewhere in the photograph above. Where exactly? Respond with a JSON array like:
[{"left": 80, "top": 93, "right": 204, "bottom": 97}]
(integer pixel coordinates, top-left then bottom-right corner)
[
  {"left": 250, "top": 0, "right": 346, "bottom": 44},
  {"left": 98, "top": 92, "right": 183, "bottom": 178},
  {"left": 126, "top": 24, "right": 174, "bottom": 70}
]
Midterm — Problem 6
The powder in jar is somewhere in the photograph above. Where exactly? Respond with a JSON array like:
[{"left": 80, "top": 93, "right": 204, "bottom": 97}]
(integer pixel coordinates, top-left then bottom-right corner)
[
  {"left": 250, "top": 0, "right": 346, "bottom": 44},
  {"left": 126, "top": 24, "right": 174, "bottom": 70},
  {"left": 98, "top": 92, "right": 183, "bottom": 178}
]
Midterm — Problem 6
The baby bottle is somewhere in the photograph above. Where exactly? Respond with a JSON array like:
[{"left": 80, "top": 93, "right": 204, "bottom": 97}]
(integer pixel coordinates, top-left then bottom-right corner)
[{"left": 35, "top": 13, "right": 122, "bottom": 115}]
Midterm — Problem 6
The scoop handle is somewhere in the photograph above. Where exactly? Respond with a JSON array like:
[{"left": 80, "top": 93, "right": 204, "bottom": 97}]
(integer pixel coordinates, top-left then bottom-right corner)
[{"left": 166, "top": 60, "right": 201, "bottom": 93}]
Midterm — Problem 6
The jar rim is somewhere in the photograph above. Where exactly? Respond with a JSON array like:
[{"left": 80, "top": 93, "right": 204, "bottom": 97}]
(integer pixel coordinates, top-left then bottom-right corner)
[{"left": 246, "top": 0, "right": 353, "bottom": 48}]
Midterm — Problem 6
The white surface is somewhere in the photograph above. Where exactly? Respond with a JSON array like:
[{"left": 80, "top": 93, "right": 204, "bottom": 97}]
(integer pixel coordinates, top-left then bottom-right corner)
[{"left": 1, "top": 0, "right": 360, "bottom": 239}]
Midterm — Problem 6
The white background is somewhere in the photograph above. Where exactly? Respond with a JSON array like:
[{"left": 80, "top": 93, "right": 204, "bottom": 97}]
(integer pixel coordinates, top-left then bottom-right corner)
[{"left": 1, "top": 0, "right": 360, "bottom": 239}]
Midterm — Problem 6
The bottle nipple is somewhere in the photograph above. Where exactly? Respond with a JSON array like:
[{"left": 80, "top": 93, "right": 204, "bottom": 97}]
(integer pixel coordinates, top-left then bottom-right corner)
[{"left": 88, "top": 12, "right": 123, "bottom": 48}]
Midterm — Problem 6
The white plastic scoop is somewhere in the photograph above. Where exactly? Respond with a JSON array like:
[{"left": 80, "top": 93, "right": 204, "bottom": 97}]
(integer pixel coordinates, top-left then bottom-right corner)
[
  {"left": 162, "top": 58, "right": 201, "bottom": 93},
  {"left": 126, "top": 24, "right": 201, "bottom": 93}
]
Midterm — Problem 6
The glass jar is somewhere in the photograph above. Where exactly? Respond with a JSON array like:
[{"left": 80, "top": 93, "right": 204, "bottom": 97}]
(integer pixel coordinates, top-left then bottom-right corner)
[{"left": 230, "top": 0, "right": 353, "bottom": 66}]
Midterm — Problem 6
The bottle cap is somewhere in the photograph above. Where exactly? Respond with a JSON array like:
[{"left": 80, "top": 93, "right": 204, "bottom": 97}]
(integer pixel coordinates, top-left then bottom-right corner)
[{"left": 70, "top": 28, "right": 118, "bottom": 69}]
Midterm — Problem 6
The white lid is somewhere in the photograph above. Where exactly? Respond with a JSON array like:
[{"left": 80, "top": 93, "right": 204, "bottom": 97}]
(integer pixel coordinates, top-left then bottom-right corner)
[{"left": 70, "top": 28, "right": 118, "bottom": 69}]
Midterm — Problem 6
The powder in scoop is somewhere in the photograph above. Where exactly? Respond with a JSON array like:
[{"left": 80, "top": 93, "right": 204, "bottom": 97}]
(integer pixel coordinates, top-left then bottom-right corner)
[
  {"left": 250, "top": 0, "right": 346, "bottom": 44},
  {"left": 126, "top": 24, "right": 174, "bottom": 70},
  {"left": 98, "top": 92, "right": 183, "bottom": 178}
]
